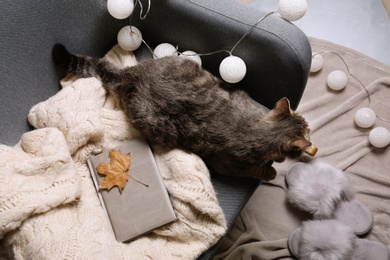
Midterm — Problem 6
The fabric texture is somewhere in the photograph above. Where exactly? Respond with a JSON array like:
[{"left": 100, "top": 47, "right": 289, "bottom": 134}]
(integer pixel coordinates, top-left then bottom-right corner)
[
  {"left": 0, "top": 128, "right": 81, "bottom": 240},
  {"left": 214, "top": 37, "right": 390, "bottom": 259},
  {"left": 0, "top": 46, "right": 226, "bottom": 259}
]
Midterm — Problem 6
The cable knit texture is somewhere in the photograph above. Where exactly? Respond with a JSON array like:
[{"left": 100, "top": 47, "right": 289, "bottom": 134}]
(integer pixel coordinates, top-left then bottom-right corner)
[{"left": 0, "top": 45, "right": 227, "bottom": 259}]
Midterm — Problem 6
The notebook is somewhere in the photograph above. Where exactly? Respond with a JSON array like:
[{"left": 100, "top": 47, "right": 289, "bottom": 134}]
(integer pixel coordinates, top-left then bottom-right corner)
[{"left": 87, "top": 137, "right": 177, "bottom": 242}]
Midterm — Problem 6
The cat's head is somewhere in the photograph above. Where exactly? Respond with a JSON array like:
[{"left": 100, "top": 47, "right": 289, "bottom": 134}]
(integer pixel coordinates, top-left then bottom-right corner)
[{"left": 267, "top": 97, "right": 312, "bottom": 161}]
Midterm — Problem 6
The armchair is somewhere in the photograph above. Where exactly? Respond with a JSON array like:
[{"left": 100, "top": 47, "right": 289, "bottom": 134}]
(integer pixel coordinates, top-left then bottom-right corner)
[{"left": 0, "top": 0, "right": 311, "bottom": 258}]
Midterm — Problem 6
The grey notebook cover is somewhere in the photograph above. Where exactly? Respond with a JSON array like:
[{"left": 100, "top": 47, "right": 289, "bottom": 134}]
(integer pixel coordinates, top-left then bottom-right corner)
[{"left": 87, "top": 137, "right": 177, "bottom": 242}]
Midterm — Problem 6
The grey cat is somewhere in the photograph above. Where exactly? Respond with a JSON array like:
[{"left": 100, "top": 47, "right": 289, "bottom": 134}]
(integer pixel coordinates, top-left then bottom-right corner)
[{"left": 52, "top": 44, "right": 312, "bottom": 181}]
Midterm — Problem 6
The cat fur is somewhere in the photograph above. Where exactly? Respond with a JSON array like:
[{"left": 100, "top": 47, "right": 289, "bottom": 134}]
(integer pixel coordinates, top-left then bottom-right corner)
[{"left": 52, "top": 44, "right": 312, "bottom": 181}]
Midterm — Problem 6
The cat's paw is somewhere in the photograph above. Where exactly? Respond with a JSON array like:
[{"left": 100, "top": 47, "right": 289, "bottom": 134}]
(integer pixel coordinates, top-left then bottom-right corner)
[{"left": 260, "top": 165, "right": 277, "bottom": 181}]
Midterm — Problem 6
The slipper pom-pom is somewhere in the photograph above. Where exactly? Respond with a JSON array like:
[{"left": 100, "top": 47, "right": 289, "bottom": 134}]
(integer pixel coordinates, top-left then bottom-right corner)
[
  {"left": 299, "top": 220, "right": 355, "bottom": 260},
  {"left": 286, "top": 160, "right": 355, "bottom": 219}
]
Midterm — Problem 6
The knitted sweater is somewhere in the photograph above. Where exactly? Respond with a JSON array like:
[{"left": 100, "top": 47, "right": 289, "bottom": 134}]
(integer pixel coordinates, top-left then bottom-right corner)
[{"left": 0, "top": 46, "right": 227, "bottom": 259}]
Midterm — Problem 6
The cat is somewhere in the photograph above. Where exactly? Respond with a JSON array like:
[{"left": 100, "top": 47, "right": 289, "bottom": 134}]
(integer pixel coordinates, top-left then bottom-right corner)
[{"left": 52, "top": 43, "right": 312, "bottom": 181}]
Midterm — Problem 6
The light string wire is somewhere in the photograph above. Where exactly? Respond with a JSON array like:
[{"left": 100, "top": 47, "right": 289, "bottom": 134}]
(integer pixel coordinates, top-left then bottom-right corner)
[
  {"left": 312, "top": 51, "right": 390, "bottom": 123},
  {"left": 230, "top": 11, "right": 277, "bottom": 55},
  {"left": 138, "top": 0, "right": 151, "bottom": 20},
  {"left": 180, "top": 11, "right": 277, "bottom": 58},
  {"left": 126, "top": 2, "right": 277, "bottom": 59},
  {"left": 128, "top": 0, "right": 151, "bottom": 21},
  {"left": 124, "top": 0, "right": 156, "bottom": 57}
]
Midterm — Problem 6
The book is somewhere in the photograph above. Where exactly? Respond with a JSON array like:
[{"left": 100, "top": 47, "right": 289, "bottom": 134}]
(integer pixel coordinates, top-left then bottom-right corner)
[{"left": 87, "top": 137, "right": 177, "bottom": 242}]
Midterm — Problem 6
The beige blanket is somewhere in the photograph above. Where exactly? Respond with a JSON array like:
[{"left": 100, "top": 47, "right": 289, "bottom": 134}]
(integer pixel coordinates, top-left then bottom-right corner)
[
  {"left": 0, "top": 46, "right": 226, "bottom": 259},
  {"left": 214, "top": 38, "right": 390, "bottom": 259}
]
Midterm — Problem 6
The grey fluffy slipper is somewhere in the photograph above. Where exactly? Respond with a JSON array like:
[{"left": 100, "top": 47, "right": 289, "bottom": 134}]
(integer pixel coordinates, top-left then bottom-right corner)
[
  {"left": 286, "top": 160, "right": 373, "bottom": 235},
  {"left": 288, "top": 220, "right": 389, "bottom": 260}
]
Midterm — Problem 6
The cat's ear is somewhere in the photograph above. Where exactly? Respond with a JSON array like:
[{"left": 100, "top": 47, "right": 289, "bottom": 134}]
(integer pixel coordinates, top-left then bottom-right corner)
[
  {"left": 273, "top": 97, "right": 291, "bottom": 116},
  {"left": 292, "top": 138, "right": 312, "bottom": 151}
]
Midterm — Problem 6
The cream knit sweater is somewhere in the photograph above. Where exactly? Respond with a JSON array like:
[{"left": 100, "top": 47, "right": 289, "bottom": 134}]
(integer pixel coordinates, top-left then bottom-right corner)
[{"left": 0, "top": 46, "right": 226, "bottom": 259}]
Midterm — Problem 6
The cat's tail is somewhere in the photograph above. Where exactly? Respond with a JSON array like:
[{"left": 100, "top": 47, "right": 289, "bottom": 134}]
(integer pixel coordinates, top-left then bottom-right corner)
[
  {"left": 52, "top": 44, "right": 119, "bottom": 85},
  {"left": 52, "top": 44, "right": 74, "bottom": 70},
  {"left": 52, "top": 44, "right": 98, "bottom": 78}
]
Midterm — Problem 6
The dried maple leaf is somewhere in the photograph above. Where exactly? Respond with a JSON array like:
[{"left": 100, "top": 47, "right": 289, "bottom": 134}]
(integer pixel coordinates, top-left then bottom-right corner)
[{"left": 96, "top": 150, "right": 130, "bottom": 192}]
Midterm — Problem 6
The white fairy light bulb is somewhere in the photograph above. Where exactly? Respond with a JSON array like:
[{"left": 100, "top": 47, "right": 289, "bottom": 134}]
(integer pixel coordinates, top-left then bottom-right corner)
[
  {"left": 354, "top": 108, "right": 376, "bottom": 128},
  {"left": 179, "top": 50, "right": 202, "bottom": 66},
  {"left": 107, "top": 0, "right": 134, "bottom": 20},
  {"left": 369, "top": 127, "right": 390, "bottom": 148},
  {"left": 327, "top": 70, "right": 348, "bottom": 90},
  {"left": 310, "top": 54, "right": 323, "bottom": 72},
  {"left": 117, "top": 26, "right": 142, "bottom": 51},
  {"left": 219, "top": 56, "right": 247, "bottom": 84},
  {"left": 153, "top": 43, "right": 177, "bottom": 59},
  {"left": 278, "top": 0, "right": 307, "bottom": 21}
]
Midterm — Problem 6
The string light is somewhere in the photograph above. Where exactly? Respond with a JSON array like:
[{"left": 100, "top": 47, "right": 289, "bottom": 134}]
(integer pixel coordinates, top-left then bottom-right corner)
[
  {"left": 153, "top": 43, "right": 178, "bottom": 59},
  {"left": 278, "top": 0, "right": 307, "bottom": 21},
  {"left": 354, "top": 108, "right": 376, "bottom": 128},
  {"left": 311, "top": 51, "right": 390, "bottom": 148},
  {"left": 327, "top": 70, "right": 348, "bottom": 91},
  {"left": 179, "top": 51, "right": 202, "bottom": 66},
  {"left": 219, "top": 56, "right": 247, "bottom": 84},
  {"left": 107, "top": 0, "right": 134, "bottom": 19},
  {"left": 117, "top": 26, "right": 142, "bottom": 51},
  {"left": 106, "top": 1, "right": 390, "bottom": 149},
  {"left": 310, "top": 54, "right": 324, "bottom": 73},
  {"left": 369, "top": 127, "right": 390, "bottom": 148},
  {"left": 107, "top": 0, "right": 390, "bottom": 148},
  {"left": 108, "top": 0, "right": 308, "bottom": 84},
  {"left": 108, "top": 0, "right": 388, "bottom": 149}
]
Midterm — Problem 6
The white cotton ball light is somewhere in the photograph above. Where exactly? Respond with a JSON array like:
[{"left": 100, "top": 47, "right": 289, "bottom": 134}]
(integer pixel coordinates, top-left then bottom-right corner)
[
  {"left": 153, "top": 43, "right": 177, "bottom": 59},
  {"left": 354, "top": 108, "right": 376, "bottom": 128},
  {"left": 179, "top": 51, "right": 202, "bottom": 66},
  {"left": 107, "top": 0, "right": 134, "bottom": 20},
  {"left": 310, "top": 54, "right": 323, "bottom": 72},
  {"left": 278, "top": 0, "right": 307, "bottom": 21},
  {"left": 219, "top": 56, "right": 247, "bottom": 84},
  {"left": 117, "top": 26, "right": 142, "bottom": 51},
  {"left": 327, "top": 70, "right": 348, "bottom": 91},
  {"left": 369, "top": 127, "right": 390, "bottom": 148}
]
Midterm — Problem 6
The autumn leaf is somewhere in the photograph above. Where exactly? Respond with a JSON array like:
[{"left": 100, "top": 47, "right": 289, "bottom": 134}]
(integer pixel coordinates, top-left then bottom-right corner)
[{"left": 96, "top": 150, "right": 130, "bottom": 192}]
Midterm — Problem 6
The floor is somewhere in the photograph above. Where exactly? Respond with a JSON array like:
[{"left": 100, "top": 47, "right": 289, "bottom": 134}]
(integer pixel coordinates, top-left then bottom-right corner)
[{"left": 245, "top": 0, "right": 390, "bottom": 66}]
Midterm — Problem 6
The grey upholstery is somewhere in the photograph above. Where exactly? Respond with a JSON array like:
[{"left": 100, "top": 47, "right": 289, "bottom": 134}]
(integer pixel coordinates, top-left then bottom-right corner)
[
  {"left": 0, "top": 1, "right": 311, "bottom": 259},
  {"left": 132, "top": 0, "right": 311, "bottom": 110}
]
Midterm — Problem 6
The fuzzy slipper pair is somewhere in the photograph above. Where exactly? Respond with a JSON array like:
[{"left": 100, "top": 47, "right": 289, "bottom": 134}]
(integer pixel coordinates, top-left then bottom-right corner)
[{"left": 286, "top": 160, "right": 388, "bottom": 260}]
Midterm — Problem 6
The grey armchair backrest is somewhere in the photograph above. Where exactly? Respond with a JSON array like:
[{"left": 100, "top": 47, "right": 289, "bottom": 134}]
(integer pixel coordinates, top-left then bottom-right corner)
[
  {"left": 0, "top": 1, "right": 311, "bottom": 259},
  {"left": 132, "top": 0, "right": 311, "bottom": 110}
]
